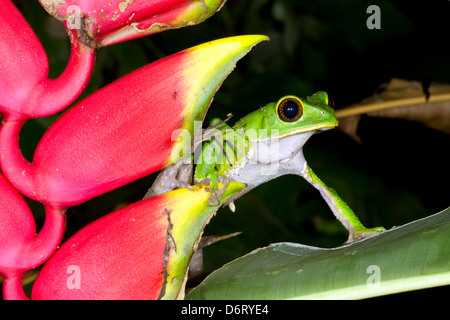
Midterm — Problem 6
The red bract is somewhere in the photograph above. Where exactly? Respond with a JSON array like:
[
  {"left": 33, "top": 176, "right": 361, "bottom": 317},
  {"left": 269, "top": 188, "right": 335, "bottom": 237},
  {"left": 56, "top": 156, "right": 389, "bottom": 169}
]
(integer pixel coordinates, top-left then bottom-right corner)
[
  {"left": 0, "top": 0, "right": 95, "bottom": 120},
  {"left": 0, "top": 0, "right": 266, "bottom": 302},
  {"left": 31, "top": 182, "right": 244, "bottom": 300},
  {"left": 0, "top": 35, "right": 267, "bottom": 208},
  {"left": 40, "top": 0, "right": 226, "bottom": 48}
]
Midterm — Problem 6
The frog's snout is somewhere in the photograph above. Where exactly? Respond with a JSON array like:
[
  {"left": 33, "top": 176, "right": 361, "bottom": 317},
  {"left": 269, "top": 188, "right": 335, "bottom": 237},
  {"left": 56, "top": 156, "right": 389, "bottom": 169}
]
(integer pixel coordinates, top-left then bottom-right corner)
[{"left": 318, "top": 125, "right": 335, "bottom": 132}]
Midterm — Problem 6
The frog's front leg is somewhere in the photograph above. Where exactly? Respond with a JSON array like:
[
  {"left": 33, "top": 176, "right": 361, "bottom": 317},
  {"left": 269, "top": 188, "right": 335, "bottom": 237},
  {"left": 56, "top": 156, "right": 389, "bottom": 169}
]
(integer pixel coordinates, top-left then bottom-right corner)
[
  {"left": 194, "top": 129, "right": 233, "bottom": 206},
  {"left": 194, "top": 163, "right": 231, "bottom": 206},
  {"left": 144, "top": 157, "right": 193, "bottom": 199},
  {"left": 301, "top": 164, "right": 385, "bottom": 242}
]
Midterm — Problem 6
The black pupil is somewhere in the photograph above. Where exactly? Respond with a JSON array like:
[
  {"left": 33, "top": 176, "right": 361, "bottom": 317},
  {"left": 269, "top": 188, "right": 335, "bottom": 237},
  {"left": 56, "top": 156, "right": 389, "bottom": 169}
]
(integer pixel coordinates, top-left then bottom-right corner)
[{"left": 282, "top": 100, "right": 299, "bottom": 119}]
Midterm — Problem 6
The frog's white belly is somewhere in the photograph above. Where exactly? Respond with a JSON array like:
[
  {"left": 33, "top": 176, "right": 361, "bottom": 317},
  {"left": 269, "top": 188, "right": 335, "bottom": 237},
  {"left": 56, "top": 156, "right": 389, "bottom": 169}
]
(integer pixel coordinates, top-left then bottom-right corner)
[{"left": 225, "top": 131, "right": 314, "bottom": 200}]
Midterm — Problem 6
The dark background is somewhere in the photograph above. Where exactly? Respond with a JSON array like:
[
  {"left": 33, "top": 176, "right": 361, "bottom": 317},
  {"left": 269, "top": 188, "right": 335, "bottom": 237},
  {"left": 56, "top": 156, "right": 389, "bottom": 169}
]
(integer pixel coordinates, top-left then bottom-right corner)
[{"left": 11, "top": 0, "right": 450, "bottom": 293}]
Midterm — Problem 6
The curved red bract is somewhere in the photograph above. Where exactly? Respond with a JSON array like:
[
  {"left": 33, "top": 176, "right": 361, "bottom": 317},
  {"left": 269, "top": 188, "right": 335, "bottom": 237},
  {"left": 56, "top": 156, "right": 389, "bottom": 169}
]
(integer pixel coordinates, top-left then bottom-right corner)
[
  {"left": 0, "top": 35, "right": 267, "bottom": 208},
  {"left": 31, "top": 182, "right": 245, "bottom": 300},
  {"left": 40, "top": 0, "right": 226, "bottom": 47},
  {"left": 31, "top": 195, "right": 168, "bottom": 300},
  {"left": 0, "top": 0, "right": 265, "bottom": 300}
]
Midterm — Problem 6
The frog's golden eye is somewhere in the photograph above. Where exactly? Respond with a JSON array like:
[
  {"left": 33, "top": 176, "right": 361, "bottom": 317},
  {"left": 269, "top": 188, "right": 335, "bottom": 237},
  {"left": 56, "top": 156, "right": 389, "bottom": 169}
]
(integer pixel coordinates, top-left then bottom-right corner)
[{"left": 277, "top": 97, "right": 303, "bottom": 123}]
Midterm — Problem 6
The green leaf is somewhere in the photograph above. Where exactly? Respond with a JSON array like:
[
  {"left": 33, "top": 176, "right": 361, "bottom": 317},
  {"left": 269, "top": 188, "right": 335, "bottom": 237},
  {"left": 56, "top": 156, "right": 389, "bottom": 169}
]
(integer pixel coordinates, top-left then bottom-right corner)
[{"left": 187, "top": 206, "right": 450, "bottom": 299}]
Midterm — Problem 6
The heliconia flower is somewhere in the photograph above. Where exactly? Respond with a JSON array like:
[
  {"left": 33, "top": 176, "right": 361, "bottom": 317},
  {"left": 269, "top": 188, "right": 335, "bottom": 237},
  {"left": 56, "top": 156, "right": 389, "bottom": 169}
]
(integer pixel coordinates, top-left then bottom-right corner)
[
  {"left": 39, "top": 0, "right": 227, "bottom": 48},
  {"left": 0, "top": 35, "right": 268, "bottom": 208},
  {"left": 0, "top": 0, "right": 95, "bottom": 120},
  {"left": 31, "top": 182, "right": 245, "bottom": 300},
  {"left": 0, "top": 172, "right": 66, "bottom": 286}
]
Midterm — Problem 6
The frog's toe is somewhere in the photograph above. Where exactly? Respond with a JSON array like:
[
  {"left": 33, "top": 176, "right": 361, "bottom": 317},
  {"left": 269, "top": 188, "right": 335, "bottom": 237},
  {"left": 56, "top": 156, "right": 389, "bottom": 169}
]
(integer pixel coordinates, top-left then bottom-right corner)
[
  {"left": 206, "top": 180, "right": 230, "bottom": 206},
  {"left": 207, "top": 194, "right": 220, "bottom": 206}
]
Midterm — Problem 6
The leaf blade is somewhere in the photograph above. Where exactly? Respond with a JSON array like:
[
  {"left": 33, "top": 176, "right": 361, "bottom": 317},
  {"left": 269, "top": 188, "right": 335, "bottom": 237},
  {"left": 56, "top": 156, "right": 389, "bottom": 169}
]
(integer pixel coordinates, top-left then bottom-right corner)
[{"left": 187, "top": 206, "right": 450, "bottom": 299}]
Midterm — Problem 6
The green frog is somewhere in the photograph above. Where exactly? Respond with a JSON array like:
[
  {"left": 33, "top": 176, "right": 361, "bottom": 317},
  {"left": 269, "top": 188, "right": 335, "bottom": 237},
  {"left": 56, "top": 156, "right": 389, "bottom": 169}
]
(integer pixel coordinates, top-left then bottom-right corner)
[{"left": 146, "top": 92, "right": 384, "bottom": 242}]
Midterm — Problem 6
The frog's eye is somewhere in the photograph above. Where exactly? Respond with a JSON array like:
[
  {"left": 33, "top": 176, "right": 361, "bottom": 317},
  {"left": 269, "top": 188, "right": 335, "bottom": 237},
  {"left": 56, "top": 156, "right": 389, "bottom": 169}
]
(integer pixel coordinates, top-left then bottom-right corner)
[{"left": 277, "top": 97, "right": 303, "bottom": 123}]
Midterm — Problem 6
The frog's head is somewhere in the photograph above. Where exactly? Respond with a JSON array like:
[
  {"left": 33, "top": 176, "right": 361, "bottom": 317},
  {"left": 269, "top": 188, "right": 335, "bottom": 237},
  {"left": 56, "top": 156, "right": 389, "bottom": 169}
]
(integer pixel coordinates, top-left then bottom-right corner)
[
  {"left": 236, "top": 91, "right": 338, "bottom": 139},
  {"left": 220, "top": 92, "right": 338, "bottom": 195}
]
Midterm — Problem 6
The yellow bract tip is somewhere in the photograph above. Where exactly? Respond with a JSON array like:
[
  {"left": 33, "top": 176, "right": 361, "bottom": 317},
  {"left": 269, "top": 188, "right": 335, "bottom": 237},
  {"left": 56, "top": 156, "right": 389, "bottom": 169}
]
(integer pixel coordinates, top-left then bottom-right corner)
[
  {"left": 181, "top": 35, "right": 269, "bottom": 124},
  {"left": 159, "top": 181, "right": 245, "bottom": 299}
]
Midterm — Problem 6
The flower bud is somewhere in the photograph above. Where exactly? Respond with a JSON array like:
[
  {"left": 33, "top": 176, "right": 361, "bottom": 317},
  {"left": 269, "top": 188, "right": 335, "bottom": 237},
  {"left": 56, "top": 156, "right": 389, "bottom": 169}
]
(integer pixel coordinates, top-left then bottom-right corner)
[
  {"left": 40, "top": 0, "right": 227, "bottom": 47},
  {"left": 31, "top": 182, "right": 245, "bottom": 299},
  {"left": 0, "top": 35, "right": 267, "bottom": 208}
]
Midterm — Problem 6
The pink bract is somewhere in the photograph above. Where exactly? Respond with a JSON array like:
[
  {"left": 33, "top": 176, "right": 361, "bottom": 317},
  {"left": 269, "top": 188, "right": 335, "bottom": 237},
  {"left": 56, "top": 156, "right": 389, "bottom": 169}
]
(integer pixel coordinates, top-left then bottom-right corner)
[
  {"left": 0, "top": 35, "right": 267, "bottom": 208},
  {"left": 31, "top": 183, "right": 244, "bottom": 300},
  {"left": 40, "top": 0, "right": 227, "bottom": 47}
]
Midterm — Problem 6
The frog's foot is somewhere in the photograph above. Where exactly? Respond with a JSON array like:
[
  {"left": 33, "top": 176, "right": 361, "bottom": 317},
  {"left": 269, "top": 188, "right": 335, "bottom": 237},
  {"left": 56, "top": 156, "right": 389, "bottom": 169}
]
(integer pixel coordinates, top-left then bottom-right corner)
[
  {"left": 207, "top": 179, "right": 230, "bottom": 206},
  {"left": 144, "top": 158, "right": 193, "bottom": 199},
  {"left": 346, "top": 226, "right": 385, "bottom": 243}
]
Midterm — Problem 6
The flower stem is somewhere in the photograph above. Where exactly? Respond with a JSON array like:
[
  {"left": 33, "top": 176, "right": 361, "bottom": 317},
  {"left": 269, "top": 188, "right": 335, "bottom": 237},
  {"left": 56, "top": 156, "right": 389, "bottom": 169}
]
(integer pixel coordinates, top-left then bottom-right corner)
[
  {"left": 1, "top": 205, "right": 66, "bottom": 300},
  {"left": 24, "top": 205, "right": 67, "bottom": 269},
  {"left": 0, "top": 119, "right": 37, "bottom": 200},
  {"left": 2, "top": 274, "right": 29, "bottom": 300},
  {"left": 28, "top": 28, "right": 96, "bottom": 118}
]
